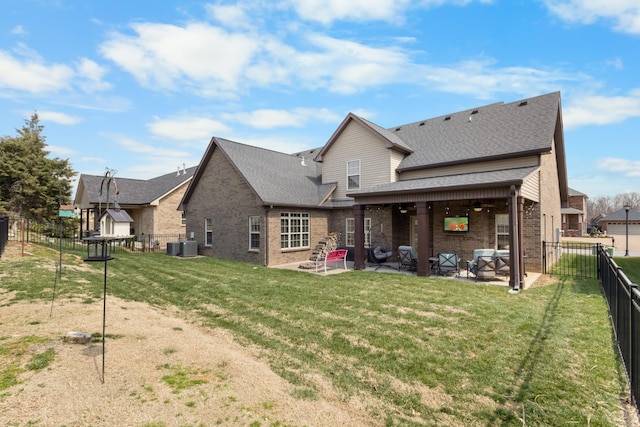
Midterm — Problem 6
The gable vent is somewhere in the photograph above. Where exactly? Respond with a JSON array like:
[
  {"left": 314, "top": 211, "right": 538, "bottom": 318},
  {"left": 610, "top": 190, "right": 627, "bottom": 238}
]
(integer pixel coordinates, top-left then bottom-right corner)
[
  {"left": 518, "top": 101, "right": 529, "bottom": 107},
  {"left": 444, "top": 116, "right": 451, "bottom": 121}
]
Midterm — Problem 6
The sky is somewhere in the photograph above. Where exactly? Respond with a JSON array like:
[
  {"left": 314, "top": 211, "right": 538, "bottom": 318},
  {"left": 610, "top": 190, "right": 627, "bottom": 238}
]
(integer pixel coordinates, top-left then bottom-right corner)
[{"left": 1, "top": 0, "right": 639, "bottom": 199}]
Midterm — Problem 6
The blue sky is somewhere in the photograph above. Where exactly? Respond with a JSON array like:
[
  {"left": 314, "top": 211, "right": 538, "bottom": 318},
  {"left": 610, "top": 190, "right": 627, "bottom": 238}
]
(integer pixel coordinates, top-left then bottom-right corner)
[{"left": 1, "top": 0, "right": 639, "bottom": 198}]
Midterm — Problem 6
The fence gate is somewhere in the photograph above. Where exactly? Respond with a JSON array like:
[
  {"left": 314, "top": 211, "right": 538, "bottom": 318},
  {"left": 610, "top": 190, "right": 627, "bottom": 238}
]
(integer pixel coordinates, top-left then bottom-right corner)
[{"left": 542, "top": 241, "right": 600, "bottom": 279}]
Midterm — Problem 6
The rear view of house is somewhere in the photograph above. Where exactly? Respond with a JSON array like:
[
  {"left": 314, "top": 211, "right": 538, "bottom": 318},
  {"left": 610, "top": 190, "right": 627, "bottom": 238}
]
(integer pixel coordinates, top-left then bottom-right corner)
[{"left": 180, "top": 92, "right": 569, "bottom": 290}]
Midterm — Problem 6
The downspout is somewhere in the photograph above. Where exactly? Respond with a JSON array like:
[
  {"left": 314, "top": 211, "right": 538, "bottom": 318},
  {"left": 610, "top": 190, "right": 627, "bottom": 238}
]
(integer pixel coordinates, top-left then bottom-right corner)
[{"left": 509, "top": 185, "right": 521, "bottom": 293}]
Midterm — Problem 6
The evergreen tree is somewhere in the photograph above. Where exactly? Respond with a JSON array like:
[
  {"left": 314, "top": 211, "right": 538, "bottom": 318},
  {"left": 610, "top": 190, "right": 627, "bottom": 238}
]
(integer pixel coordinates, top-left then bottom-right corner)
[{"left": 0, "top": 112, "right": 75, "bottom": 222}]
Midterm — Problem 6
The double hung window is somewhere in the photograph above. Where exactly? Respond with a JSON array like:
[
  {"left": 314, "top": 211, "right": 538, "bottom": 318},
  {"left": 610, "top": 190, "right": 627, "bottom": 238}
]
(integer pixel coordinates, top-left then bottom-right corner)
[
  {"left": 249, "top": 216, "right": 260, "bottom": 251},
  {"left": 204, "top": 218, "right": 213, "bottom": 247},
  {"left": 347, "top": 160, "right": 360, "bottom": 190},
  {"left": 346, "top": 218, "right": 372, "bottom": 247}
]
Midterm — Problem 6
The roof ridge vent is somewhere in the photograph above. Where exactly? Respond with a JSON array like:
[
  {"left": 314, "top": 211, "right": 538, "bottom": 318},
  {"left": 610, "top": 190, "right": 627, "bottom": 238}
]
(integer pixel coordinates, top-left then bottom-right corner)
[{"left": 518, "top": 100, "right": 529, "bottom": 107}]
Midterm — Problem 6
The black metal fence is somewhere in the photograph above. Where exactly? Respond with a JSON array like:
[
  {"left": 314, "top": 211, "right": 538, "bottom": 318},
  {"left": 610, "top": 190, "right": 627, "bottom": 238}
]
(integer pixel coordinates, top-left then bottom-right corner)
[
  {"left": 599, "top": 243, "right": 640, "bottom": 418},
  {"left": 542, "top": 240, "right": 601, "bottom": 279},
  {"left": 2, "top": 216, "right": 184, "bottom": 255}
]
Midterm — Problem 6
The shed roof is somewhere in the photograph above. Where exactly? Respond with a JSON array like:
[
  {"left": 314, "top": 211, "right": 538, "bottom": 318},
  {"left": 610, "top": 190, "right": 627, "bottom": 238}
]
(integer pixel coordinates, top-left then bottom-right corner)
[{"left": 101, "top": 208, "right": 133, "bottom": 222}]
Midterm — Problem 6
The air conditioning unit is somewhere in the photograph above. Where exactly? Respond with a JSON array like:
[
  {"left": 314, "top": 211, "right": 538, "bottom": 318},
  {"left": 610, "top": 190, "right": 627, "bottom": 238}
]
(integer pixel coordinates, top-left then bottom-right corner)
[
  {"left": 180, "top": 241, "right": 198, "bottom": 257},
  {"left": 167, "top": 242, "right": 181, "bottom": 256}
]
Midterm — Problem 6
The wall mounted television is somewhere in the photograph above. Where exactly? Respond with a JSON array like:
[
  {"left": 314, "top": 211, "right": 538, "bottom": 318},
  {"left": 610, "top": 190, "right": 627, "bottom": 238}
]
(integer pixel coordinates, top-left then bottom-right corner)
[{"left": 444, "top": 216, "right": 469, "bottom": 232}]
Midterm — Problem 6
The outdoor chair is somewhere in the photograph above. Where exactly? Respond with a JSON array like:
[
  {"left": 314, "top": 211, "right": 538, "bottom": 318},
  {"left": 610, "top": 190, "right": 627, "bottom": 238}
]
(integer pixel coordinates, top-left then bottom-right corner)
[
  {"left": 368, "top": 245, "right": 394, "bottom": 271},
  {"left": 397, "top": 245, "right": 417, "bottom": 272},
  {"left": 467, "top": 248, "right": 496, "bottom": 278},
  {"left": 437, "top": 252, "right": 460, "bottom": 276},
  {"left": 475, "top": 256, "right": 496, "bottom": 281}
]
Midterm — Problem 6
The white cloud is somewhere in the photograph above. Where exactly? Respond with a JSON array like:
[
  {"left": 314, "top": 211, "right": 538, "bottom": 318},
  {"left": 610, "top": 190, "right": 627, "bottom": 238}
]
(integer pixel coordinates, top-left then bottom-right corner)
[
  {"left": 37, "top": 110, "right": 83, "bottom": 125},
  {"left": 75, "top": 58, "right": 111, "bottom": 92},
  {"left": 289, "top": 0, "right": 493, "bottom": 24},
  {"left": 11, "top": 25, "right": 26, "bottom": 35},
  {"left": 148, "top": 116, "right": 231, "bottom": 141},
  {"left": 205, "top": 3, "right": 253, "bottom": 29},
  {"left": 290, "top": 0, "right": 410, "bottom": 24},
  {"left": 47, "top": 145, "right": 76, "bottom": 156},
  {"left": 543, "top": 0, "right": 640, "bottom": 34},
  {"left": 99, "top": 22, "right": 259, "bottom": 96},
  {"left": 598, "top": 158, "right": 640, "bottom": 178},
  {"left": 562, "top": 90, "right": 640, "bottom": 128},
  {"left": 0, "top": 46, "right": 73, "bottom": 93},
  {"left": 114, "top": 136, "right": 191, "bottom": 159},
  {"left": 0, "top": 44, "right": 111, "bottom": 95},
  {"left": 99, "top": 13, "right": 581, "bottom": 99},
  {"left": 224, "top": 107, "right": 341, "bottom": 129}
]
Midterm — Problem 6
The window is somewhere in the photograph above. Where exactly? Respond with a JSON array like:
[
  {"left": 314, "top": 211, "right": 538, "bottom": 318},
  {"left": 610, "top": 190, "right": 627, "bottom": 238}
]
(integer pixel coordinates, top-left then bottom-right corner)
[
  {"left": 204, "top": 218, "right": 213, "bottom": 247},
  {"left": 347, "top": 160, "right": 360, "bottom": 190},
  {"left": 280, "top": 212, "right": 310, "bottom": 249},
  {"left": 346, "top": 218, "right": 372, "bottom": 247},
  {"left": 496, "top": 214, "right": 509, "bottom": 249},
  {"left": 249, "top": 216, "right": 260, "bottom": 251},
  {"left": 181, "top": 212, "right": 186, "bottom": 226}
]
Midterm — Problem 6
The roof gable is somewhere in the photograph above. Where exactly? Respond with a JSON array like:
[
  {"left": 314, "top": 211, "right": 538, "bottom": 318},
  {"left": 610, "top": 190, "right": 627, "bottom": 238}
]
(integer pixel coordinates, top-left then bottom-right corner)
[
  {"left": 181, "top": 137, "right": 335, "bottom": 208},
  {"left": 314, "top": 113, "right": 413, "bottom": 162}
]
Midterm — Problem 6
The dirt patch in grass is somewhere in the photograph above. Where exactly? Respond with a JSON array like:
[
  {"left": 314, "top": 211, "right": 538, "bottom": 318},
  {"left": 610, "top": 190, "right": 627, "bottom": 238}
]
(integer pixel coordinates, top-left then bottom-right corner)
[{"left": 0, "top": 297, "right": 374, "bottom": 426}]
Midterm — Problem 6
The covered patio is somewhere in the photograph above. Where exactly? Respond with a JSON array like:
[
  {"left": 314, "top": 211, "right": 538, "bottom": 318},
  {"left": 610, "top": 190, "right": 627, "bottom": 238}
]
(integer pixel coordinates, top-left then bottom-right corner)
[{"left": 346, "top": 168, "right": 543, "bottom": 293}]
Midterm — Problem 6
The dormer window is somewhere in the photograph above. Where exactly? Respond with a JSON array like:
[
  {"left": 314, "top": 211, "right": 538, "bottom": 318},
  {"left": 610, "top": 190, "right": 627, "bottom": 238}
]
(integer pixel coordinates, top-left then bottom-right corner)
[{"left": 347, "top": 160, "right": 360, "bottom": 190}]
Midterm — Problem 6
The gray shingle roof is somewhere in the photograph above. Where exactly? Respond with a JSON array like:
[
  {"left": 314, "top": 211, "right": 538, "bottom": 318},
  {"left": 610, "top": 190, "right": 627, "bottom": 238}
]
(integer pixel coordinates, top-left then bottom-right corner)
[
  {"left": 393, "top": 92, "right": 560, "bottom": 171},
  {"left": 214, "top": 138, "right": 334, "bottom": 206},
  {"left": 603, "top": 208, "right": 640, "bottom": 221},
  {"left": 184, "top": 92, "right": 564, "bottom": 208},
  {"left": 77, "top": 166, "right": 197, "bottom": 206}
]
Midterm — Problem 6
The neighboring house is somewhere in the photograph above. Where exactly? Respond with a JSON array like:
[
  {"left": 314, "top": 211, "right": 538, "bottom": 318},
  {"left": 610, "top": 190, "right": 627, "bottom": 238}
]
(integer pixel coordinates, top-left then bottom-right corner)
[
  {"left": 180, "top": 92, "right": 569, "bottom": 290},
  {"left": 561, "top": 188, "right": 587, "bottom": 237},
  {"left": 74, "top": 166, "right": 197, "bottom": 240},
  {"left": 599, "top": 208, "right": 640, "bottom": 235}
]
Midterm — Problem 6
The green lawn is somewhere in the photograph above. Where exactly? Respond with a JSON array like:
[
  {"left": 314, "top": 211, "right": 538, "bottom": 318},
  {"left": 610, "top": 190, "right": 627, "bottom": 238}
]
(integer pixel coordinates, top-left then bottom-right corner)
[{"left": 0, "top": 245, "right": 632, "bottom": 426}]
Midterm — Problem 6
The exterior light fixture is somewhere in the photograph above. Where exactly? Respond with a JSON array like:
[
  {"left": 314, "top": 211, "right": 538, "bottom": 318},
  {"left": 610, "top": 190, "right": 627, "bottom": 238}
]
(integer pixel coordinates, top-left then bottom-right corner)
[{"left": 473, "top": 201, "right": 482, "bottom": 212}]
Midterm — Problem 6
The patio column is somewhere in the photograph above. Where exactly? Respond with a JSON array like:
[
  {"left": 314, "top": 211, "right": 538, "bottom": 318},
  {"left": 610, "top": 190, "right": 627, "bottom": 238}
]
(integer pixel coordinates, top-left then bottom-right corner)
[
  {"left": 518, "top": 196, "right": 525, "bottom": 289},
  {"left": 353, "top": 204, "right": 365, "bottom": 270},
  {"left": 509, "top": 185, "right": 521, "bottom": 291},
  {"left": 416, "top": 201, "right": 431, "bottom": 277}
]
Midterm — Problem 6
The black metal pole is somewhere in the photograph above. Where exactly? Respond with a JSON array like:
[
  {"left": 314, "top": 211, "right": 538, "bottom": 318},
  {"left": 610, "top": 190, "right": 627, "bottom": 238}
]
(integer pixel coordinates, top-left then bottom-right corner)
[
  {"left": 102, "top": 253, "right": 107, "bottom": 384},
  {"left": 59, "top": 186, "right": 62, "bottom": 280},
  {"left": 626, "top": 207, "right": 630, "bottom": 256}
]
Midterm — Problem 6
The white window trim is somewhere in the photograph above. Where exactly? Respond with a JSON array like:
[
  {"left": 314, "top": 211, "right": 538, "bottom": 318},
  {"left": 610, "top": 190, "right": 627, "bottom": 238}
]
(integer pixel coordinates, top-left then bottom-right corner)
[
  {"left": 495, "top": 214, "right": 509, "bottom": 249},
  {"left": 347, "top": 160, "right": 361, "bottom": 191},
  {"left": 249, "top": 216, "right": 260, "bottom": 252},
  {"left": 204, "top": 217, "right": 213, "bottom": 247},
  {"left": 346, "top": 217, "right": 371, "bottom": 247},
  {"left": 280, "top": 212, "right": 310, "bottom": 250}
]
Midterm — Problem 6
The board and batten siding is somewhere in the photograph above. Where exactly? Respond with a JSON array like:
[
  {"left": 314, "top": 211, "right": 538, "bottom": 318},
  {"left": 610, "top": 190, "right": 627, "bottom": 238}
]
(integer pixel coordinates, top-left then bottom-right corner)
[{"left": 322, "top": 120, "right": 399, "bottom": 200}]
